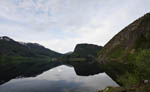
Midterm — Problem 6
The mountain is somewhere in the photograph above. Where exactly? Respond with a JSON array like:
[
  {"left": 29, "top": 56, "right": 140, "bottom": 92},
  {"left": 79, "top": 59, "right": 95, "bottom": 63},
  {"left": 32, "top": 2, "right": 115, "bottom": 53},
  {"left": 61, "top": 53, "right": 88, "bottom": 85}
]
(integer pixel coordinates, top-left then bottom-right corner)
[
  {"left": 73, "top": 43, "right": 103, "bottom": 57},
  {"left": 98, "top": 13, "right": 150, "bottom": 86},
  {"left": 26, "top": 43, "right": 61, "bottom": 57},
  {"left": 0, "top": 36, "right": 62, "bottom": 58},
  {"left": 64, "top": 51, "right": 73, "bottom": 55},
  {"left": 62, "top": 43, "right": 102, "bottom": 60},
  {"left": 60, "top": 43, "right": 103, "bottom": 76},
  {"left": 0, "top": 36, "right": 62, "bottom": 84}
]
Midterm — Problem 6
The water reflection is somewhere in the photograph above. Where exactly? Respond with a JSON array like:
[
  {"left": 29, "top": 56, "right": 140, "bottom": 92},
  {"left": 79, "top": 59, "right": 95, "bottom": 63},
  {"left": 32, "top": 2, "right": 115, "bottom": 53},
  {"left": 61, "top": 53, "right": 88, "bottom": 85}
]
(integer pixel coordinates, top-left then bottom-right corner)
[{"left": 0, "top": 65, "right": 118, "bottom": 92}]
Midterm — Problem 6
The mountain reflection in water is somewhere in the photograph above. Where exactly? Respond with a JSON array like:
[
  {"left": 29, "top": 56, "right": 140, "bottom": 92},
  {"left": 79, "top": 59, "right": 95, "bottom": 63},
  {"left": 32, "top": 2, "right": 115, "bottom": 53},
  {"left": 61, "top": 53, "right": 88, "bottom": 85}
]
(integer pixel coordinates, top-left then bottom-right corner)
[{"left": 0, "top": 65, "right": 118, "bottom": 92}]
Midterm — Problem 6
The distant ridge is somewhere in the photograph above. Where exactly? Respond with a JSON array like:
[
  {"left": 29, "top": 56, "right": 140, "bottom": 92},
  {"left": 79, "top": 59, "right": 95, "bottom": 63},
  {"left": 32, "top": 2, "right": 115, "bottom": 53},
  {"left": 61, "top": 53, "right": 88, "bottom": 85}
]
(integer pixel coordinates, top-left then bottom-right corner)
[{"left": 0, "top": 36, "right": 62, "bottom": 58}]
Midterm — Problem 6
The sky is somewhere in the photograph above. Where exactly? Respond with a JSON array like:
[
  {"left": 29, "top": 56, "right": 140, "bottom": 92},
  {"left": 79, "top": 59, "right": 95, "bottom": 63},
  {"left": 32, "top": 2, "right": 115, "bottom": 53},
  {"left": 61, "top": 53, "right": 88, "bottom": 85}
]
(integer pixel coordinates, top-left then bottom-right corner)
[{"left": 0, "top": 0, "right": 150, "bottom": 53}]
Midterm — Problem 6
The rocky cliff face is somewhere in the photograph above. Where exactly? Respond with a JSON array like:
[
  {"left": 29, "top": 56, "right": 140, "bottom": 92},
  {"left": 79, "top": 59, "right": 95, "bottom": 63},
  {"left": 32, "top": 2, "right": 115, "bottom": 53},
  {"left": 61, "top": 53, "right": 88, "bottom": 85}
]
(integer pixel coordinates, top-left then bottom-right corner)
[
  {"left": 99, "top": 13, "right": 150, "bottom": 63},
  {"left": 98, "top": 13, "right": 150, "bottom": 86}
]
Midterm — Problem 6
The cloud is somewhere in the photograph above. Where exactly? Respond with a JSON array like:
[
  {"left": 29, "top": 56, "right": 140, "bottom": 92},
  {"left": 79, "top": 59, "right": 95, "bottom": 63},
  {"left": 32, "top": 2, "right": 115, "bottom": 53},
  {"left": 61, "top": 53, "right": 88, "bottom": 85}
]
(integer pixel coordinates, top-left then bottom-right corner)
[{"left": 0, "top": 0, "right": 150, "bottom": 53}]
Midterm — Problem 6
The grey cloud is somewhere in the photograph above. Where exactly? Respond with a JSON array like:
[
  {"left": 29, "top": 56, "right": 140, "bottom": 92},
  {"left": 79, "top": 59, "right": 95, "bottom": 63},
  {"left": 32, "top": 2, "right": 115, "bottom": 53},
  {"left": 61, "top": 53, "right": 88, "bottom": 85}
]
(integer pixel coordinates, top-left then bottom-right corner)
[{"left": 0, "top": 0, "right": 150, "bottom": 53}]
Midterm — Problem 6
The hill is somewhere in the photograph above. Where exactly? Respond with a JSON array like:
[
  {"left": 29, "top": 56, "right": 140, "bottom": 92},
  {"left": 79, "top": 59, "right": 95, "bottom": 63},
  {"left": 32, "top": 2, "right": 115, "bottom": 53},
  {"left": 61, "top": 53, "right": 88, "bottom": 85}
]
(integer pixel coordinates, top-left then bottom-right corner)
[
  {"left": 0, "top": 36, "right": 62, "bottom": 58},
  {"left": 73, "top": 43, "right": 103, "bottom": 57},
  {"left": 98, "top": 13, "right": 150, "bottom": 86},
  {"left": 0, "top": 36, "right": 62, "bottom": 84},
  {"left": 62, "top": 43, "right": 103, "bottom": 61}
]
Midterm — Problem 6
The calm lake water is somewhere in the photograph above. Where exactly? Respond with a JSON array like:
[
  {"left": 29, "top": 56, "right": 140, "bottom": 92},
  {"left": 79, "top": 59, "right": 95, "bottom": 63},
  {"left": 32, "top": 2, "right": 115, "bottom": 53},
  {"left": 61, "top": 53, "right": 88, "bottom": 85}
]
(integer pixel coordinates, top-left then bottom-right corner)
[{"left": 0, "top": 65, "right": 118, "bottom": 92}]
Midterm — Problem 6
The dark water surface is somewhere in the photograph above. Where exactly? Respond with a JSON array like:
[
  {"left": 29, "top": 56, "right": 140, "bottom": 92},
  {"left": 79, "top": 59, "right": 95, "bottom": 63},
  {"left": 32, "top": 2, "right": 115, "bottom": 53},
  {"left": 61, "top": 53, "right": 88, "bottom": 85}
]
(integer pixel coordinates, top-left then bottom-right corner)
[{"left": 0, "top": 65, "right": 118, "bottom": 92}]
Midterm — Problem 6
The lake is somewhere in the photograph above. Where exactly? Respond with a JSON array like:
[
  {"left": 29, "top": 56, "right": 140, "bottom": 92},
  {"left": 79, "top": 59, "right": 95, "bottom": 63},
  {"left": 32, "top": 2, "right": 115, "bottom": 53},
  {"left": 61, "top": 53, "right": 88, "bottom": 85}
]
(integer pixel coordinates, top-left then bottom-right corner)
[{"left": 0, "top": 65, "right": 118, "bottom": 92}]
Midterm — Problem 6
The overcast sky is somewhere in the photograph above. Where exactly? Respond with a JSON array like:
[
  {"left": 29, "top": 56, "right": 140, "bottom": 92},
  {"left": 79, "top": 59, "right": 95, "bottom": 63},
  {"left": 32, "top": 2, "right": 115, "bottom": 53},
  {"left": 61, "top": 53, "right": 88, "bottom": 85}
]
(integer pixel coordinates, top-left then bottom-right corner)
[{"left": 0, "top": 0, "right": 150, "bottom": 53}]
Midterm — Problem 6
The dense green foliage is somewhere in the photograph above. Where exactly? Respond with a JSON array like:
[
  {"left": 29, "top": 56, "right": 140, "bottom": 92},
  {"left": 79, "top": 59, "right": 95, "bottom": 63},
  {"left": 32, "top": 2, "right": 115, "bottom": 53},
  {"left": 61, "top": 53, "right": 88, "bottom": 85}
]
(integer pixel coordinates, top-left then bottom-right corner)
[
  {"left": 116, "top": 49, "right": 150, "bottom": 86},
  {"left": 99, "top": 48, "right": 150, "bottom": 86}
]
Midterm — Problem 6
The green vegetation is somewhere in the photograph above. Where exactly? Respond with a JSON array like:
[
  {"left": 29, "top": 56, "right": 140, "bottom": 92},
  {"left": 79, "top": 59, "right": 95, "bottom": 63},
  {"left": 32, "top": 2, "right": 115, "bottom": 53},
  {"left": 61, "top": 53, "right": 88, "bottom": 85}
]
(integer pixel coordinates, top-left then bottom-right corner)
[
  {"left": 115, "top": 49, "right": 150, "bottom": 86},
  {"left": 99, "top": 83, "right": 150, "bottom": 92},
  {"left": 61, "top": 43, "right": 102, "bottom": 64},
  {"left": 0, "top": 55, "right": 61, "bottom": 84},
  {"left": 98, "top": 13, "right": 150, "bottom": 87},
  {"left": 0, "top": 36, "right": 62, "bottom": 84},
  {"left": 68, "top": 58, "right": 86, "bottom": 62},
  {"left": 101, "top": 45, "right": 126, "bottom": 62},
  {"left": 0, "top": 56, "right": 52, "bottom": 74},
  {"left": 74, "top": 43, "right": 102, "bottom": 57},
  {"left": 100, "top": 48, "right": 150, "bottom": 86},
  {"left": 99, "top": 48, "right": 150, "bottom": 86},
  {"left": 0, "top": 36, "right": 62, "bottom": 58}
]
